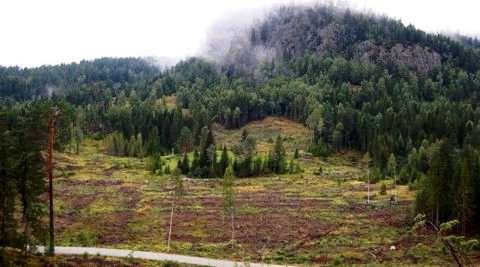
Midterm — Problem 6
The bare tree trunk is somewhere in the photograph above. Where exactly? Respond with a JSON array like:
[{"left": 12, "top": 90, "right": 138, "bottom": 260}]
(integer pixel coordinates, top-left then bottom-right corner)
[
  {"left": 47, "top": 109, "right": 57, "bottom": 256},
  {"left": 167, "top": 198, "right": 175, "bottom": 251},
  {"left": 23, "top": 216, "right": 29, "bottom": 258}
]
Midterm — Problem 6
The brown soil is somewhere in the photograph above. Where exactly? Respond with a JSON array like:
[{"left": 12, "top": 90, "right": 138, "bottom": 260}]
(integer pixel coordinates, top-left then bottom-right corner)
[{"left": 154, "top": 190, "right": 335, "bottom": 257}]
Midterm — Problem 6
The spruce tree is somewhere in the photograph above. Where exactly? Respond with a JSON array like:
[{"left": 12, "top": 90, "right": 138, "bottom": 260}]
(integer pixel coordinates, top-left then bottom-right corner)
[
  {"left": 191, "top": 150, "right": 200, "bottom": 177},
  {"left": 387, "top": 153, "right": 397, "bottom": 200},
  {"left": 429, "top": 139, "right": 455, "bottom": 226},
  {"left": 0, "top": 111, "right": 16, "bottom": 250},
  {"left": 253, "top": 156, "right": 263, "bottom": 176},
  {"left": 455, "top": 149, "right": 475, "bottom": 235},
  {"left": 272, "top": 135, "right": 286, "bottom": 173},
  {"left": 11, "top": 102, "right": 49, "bottom": 253},
  {"left": 136, "top": 133, "right": 145, "bottom": 158},
  {"left": 209, "top": 146, "right": 218, "bottom": 178},
  {"left": 219, "top": 146, "right": 229, "bottom": 177},
  {"left": 179, "top": 153, "right": 189, "bottom": 175},
  {"left": 177, "top": 127, "right": 193, "bottom": 153}
]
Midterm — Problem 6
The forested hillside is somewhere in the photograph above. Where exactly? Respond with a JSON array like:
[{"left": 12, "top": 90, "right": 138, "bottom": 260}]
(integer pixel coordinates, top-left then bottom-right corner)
[{"left": 1, "top": 3, "right": 480, "bottom": 265}]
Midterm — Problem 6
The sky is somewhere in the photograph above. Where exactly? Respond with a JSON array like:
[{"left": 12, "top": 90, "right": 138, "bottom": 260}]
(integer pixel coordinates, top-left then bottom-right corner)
[{"left": 0, "top": 0, "right": 479, "bottom": 67}]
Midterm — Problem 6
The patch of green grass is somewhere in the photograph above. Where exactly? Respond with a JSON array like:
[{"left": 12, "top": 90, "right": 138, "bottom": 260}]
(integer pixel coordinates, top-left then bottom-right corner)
[{"left": 59, "top": 229, "right": 99, "bottom": 247}]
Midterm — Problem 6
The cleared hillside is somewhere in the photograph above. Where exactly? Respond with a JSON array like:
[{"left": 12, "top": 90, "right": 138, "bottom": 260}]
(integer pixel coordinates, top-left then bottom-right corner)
[
  {"left": 47, "top": 137, "right": 461, "bottom": 266},
  {"left": 214, "top": 116, "right": 311, "bottom": 153}
]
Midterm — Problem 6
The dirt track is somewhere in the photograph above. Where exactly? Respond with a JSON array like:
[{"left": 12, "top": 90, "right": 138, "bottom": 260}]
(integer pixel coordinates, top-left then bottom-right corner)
[{"left": 36, "top": 246, "right": 292, "bottom": 267}]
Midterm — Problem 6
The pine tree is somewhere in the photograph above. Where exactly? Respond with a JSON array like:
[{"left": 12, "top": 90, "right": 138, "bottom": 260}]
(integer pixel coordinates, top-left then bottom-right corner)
[
  {"left": 272, "top": 135, "right": 286, "bottom": 173},
  {"left": 148, "top": 154, "right": 163, "bottom": 174},
  {"left": 241, "top": 155, "right": 253, "bottom": 177},
  {"left": 177, "top": 127, "right": 193, "bottom": 153},
  {"left": 11, "top": 102, "right": 50, "bottom": 253},
  {"left": 387, "top": 153, "right": 397, "bottom": 200},
  {"left": 332, "top": 122, "right": 344, "bottom": 151},
  {"left": 219, "top": 146, "right": 229, "bottom": 177},
  {"left": 199, "top": 126, "right": 210, "bottom": 151},
  {"left": 253, "top": 156, "right": 263, "bottom": 176},
  {"left": 136, "top": 133, "right": 145, "bottom": 158},
  {"left": 197, "top": 128, "right": 215, "bottom": 178},
  {"left": 191, "top": 150, "right": 200, "bottom": 177},
  {"left": 265, "top": 152, "right": 274, "bottom": 174},
  {"left": 0, "top": 111, "right": 17, "bottom": 251},
  {"left": 209, "top": 146, "right": 218, "bottom": 178},
  {"left": 179, "top": 153, "right": 189, "bottom": 175},
  {"left": 147, "top": 127, "right": 160, "bottom": 155},
  {"left": 429, "top": 139, "right": 455, "bottom": 226},
  {"left": 455, "top": 150, "right": 475, "bottom": 235}
]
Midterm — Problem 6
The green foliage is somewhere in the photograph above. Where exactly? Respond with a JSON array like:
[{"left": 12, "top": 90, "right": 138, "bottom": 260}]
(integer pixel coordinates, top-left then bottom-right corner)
[
  {"left": 271, "top": 135, "right": 287, "bottom": 174},
  {"left": 0, "top": 100, "right": 74, "bottom": 251},
  {"left": 380, "top": 183, "right": 387, "bottom": 195},
  {"left": 189, "top": 128, "right": 216, "bottom": 178},
  {"left": 171, "top": 168, "right": 184, "bottom": 198},
  {"left": 164, "top": 165, "right": 171, "bottom": 175},
  {"left": 294, "top": 148, "right": 300, "bottom": 159},
  {"left": 223, "top": 165, "right": 235, "bottom": 216},
  {"left": 387, "top": 153, "right": 397, "bottom": 178},
  {"left": 411, "top": 214, "right": 479, "bottom": 265},
  {"left": 178, "top": 153, "right": 190, "bottom": 175},
  {"left": 148, "top": 154, "right": 164, "bottom": 175},
  {"left": 218, "top": 146, "right": 229, "bottom": 177},
  {"left": 176, "top": 127, "right": 193, "bottom": 153}
]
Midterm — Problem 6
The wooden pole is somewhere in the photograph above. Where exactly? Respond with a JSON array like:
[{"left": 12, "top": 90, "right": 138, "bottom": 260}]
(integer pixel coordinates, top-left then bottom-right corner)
[{"left": 167, "top": 198, "right": 174, "bottom": 251}]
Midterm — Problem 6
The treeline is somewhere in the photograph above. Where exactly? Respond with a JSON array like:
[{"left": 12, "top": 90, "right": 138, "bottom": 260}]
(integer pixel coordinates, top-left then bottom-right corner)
[
  {"left": 0, "top": 58, "right": 159, "bottom": 101},
  {"left": 81, "top": 93, "right": 210, "bottom": 156},
  {"left": 0, "top": 100, "right": 73, "bottom": 255},
  {"left": 175, "top": 55, "right": 480, "bottom": 161},
  {"left": 414, "top": 138, "right": 480, "bottom": 235}
]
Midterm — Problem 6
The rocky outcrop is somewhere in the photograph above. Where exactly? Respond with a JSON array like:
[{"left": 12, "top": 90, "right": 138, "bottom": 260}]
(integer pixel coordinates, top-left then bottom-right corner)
[{"left": 354, "top": 41, "right": 442, "bottom": 74}]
